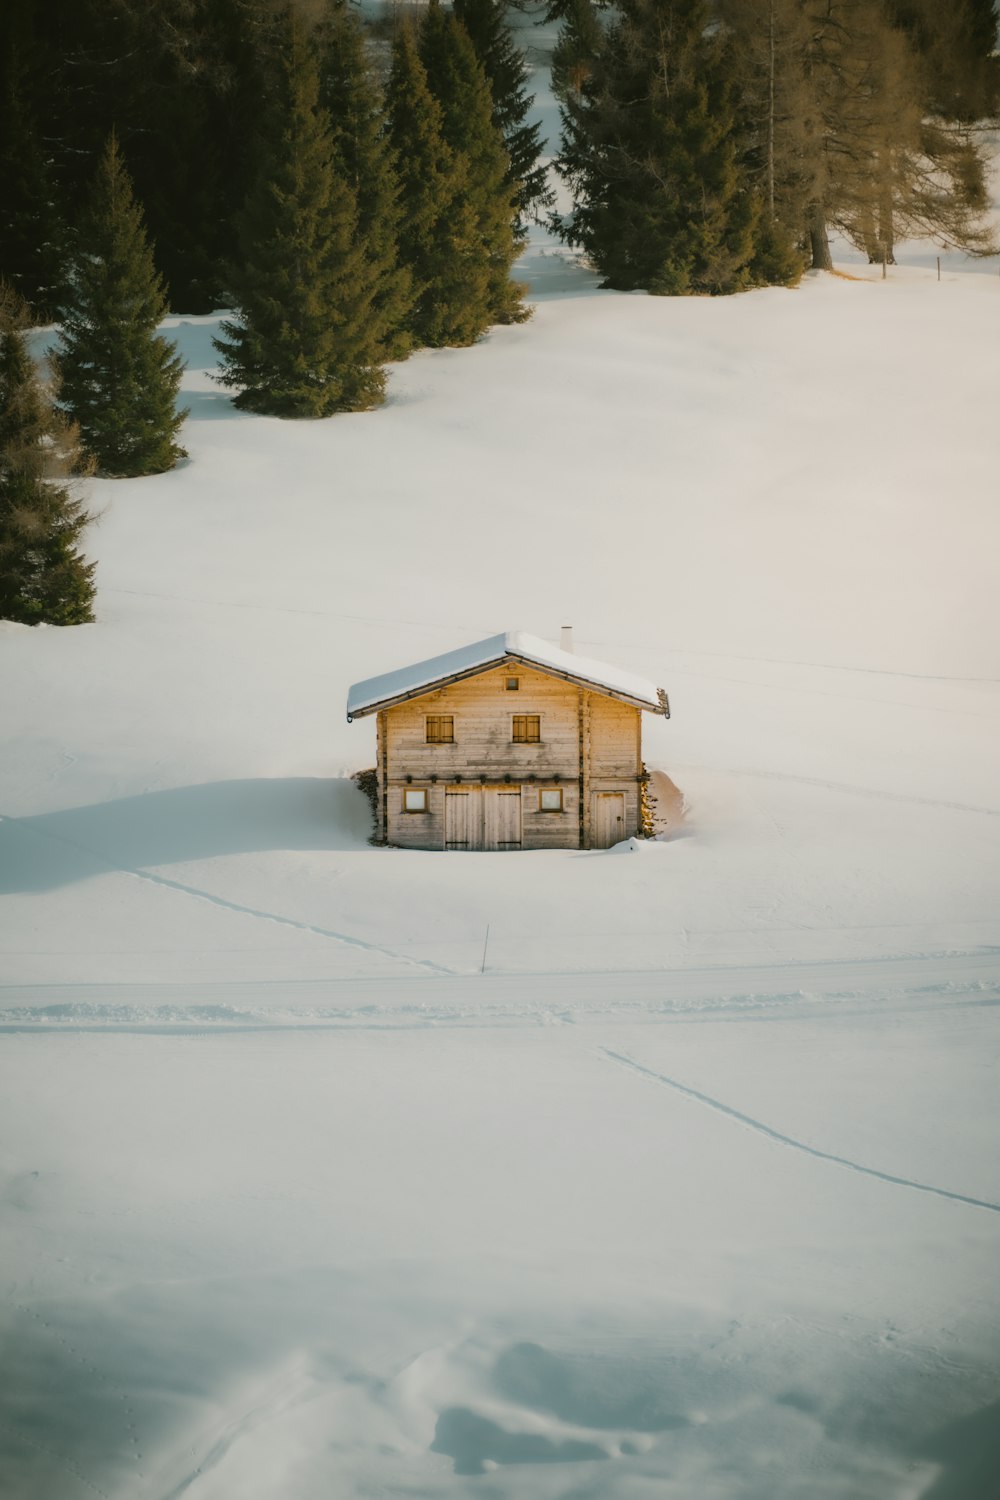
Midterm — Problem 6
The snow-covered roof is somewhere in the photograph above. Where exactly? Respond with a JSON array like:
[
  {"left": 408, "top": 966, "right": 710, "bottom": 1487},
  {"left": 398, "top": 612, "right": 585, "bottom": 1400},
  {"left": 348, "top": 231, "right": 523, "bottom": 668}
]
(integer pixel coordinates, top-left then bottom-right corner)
[{"left": 347, "top": 631, "right": 668, "bottom": 718}]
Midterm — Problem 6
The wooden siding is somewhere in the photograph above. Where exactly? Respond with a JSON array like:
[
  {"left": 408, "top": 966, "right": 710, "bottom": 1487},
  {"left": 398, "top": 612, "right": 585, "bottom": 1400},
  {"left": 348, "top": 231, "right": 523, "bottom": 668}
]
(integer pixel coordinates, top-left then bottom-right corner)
[
  {"left": 380, "top": 663, "right": 644, "bottom": 849},
  {"left": 588, "top": 693, "right": 642, "bottom": 780}
]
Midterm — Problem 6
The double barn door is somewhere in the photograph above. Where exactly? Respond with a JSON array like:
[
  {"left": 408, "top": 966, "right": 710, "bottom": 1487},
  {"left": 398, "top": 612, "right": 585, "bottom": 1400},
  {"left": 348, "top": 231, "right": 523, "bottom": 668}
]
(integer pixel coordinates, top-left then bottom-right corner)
[{"left": 445, "top": 786, "right": 521, "bottom": 851}]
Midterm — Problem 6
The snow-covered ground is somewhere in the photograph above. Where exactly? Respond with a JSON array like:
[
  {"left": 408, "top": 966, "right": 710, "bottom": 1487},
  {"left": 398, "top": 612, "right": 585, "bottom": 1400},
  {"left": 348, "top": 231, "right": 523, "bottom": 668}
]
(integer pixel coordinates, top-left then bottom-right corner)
[{"left": 2, "top": 22, "right": 1000, "bottom": 1499}]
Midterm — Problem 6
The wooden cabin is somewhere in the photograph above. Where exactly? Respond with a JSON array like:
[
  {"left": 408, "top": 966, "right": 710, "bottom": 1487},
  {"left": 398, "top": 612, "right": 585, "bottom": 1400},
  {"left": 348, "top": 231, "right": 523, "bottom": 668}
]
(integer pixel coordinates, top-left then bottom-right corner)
[{"left": 347, "top": 629, "right": 669, "bottom": 851}]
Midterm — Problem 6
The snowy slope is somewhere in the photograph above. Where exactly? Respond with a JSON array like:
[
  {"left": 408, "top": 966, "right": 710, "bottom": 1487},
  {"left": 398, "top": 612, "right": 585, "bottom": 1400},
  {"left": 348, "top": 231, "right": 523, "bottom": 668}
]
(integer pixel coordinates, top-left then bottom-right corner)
[
  {"left": 1, "top": 25, "right": 999, "bottom": 1500},
  {"left": 3, "top": 253, "right": 998, "bottom": 989}
]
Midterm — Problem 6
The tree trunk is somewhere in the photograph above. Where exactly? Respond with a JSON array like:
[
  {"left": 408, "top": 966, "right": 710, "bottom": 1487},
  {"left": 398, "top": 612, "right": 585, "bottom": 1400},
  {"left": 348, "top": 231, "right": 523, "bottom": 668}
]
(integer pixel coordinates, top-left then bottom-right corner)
[
  {"left": 809, "top": 205, "right": 833, "bottom": 269},
  {"left": 766, "top": 0, "right": 775, "bottom": 223},
  {"left": 878, "top": 177, "right": 896, "bottom": 265}
]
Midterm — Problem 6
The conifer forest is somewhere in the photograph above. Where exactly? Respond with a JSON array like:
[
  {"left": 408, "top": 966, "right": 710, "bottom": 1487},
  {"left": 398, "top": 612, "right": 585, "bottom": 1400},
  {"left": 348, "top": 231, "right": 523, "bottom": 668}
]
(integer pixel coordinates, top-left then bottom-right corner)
[{"left": 0, "top": 0, "right": 997, "bottom": 621}]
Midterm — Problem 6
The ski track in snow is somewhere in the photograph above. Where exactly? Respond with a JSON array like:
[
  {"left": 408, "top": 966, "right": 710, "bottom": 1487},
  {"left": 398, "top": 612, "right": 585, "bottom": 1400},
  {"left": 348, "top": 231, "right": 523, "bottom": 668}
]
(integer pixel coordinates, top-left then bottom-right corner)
[
  {"left": 0, "top": 812, "right": 452, "bottom": 976},
  {"left": 155, "top": 1363, "right": 309, "bottom": 1500},
  {"left": 601, "top": 1048, "right": 1000, "bottom": 1216},
  {"left": 108, "top": 865, "right": 454, "bottom": 975},
  {"left": 0, "top": 954, "right": 996, "bottom": 1030}
]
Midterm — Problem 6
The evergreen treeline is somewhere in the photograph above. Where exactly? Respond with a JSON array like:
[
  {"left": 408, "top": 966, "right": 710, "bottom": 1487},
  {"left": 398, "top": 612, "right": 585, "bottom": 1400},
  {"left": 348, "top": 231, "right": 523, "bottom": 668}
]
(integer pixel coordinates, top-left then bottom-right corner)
[
  {"left": 556, "top": 0, "right": 1000, "bottom": 291},
  {"left": 2, "top": 0, "right": 543, "bottom": 439},
  {"left": 6, "top": 0, "right": 991, "bottom": 329},
  {"left": 0, "top": 0, "right": 544, "bottom": 335},
  {"left": 0, "top": 0, "right": 286, "bottom": 319}
]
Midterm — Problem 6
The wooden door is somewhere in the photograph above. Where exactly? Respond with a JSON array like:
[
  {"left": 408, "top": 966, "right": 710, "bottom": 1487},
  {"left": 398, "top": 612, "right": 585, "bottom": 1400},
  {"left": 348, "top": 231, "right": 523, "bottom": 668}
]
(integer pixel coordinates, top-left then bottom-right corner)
[
  {"left": 446, "top": 787, "right": 521, "bottom": 850},
  {"left": 445, "top": 789, "right": 483, "bottom": 850},
  {"left": 591, "top": 792, "right": 626, "bottom": 849},
  {"left": 484, "top": 789, "right": 522, "bottom": 850}
]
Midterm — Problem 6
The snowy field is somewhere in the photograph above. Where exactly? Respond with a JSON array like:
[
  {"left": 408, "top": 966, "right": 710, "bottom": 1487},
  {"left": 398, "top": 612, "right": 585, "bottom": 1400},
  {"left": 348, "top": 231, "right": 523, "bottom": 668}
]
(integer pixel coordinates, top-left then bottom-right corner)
[{"left": 3, "top": 23, "right": 1000, "bottom": 1499}]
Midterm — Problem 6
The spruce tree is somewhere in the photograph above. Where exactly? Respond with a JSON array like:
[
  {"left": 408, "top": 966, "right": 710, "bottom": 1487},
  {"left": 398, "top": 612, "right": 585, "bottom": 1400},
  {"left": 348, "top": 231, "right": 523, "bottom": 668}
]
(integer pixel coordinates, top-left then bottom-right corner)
[
  {"left": 314, "top": 0, "right": 413, "bottom": 360},
  {"left": 386, "top": 24, "right": 495, "bottom": 347},
  {"left": 557, "top": 0, "right": 759, "bottom": 294},
  {"left": 452, "top": 0, "right": 553, "bottom": 233},
  {"left": 55, "top": 136, "right": 186, "bottom": 477},
  {"left": 215, "top": 18, "right": 387, "bottom": 417},
  {"left": 0, "top": 290, "right": 96, "bottom": 626},
  {"left": 419, "top": 2, "right": 526, "bottom": 326},
  {"left": 551, "top": 0, "right": 605, "bottom": 104}
]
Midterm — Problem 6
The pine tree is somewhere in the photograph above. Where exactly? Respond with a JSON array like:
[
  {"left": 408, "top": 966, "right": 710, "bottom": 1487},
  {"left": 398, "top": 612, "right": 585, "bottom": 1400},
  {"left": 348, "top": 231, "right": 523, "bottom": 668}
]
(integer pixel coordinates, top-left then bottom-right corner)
[
  {"left": 55, "top": 136, "right": 186, "bottom": 476},
  {"left": 215, "top": 15, "right": 388, "bottom": 416},
  {"left": 386, "top": 23, "right": 495, "bottom": 347},
  {"left": 550, "top": 0, "right": 605, "bottom": 104},
  {"left": 419, "top": 1, "right": 526, "bottom": 325},
  {"left": 452, "top": 0, "right": 553, "bottom": 232},
  {"left": 557, "top": 0, "right": 759, "bottom": 294},
  {"left": 0, "top": 289, "right": 96, "bottom": 626},
  {"left": 314, "top": 0, "right": 413, "bottom": 360}
]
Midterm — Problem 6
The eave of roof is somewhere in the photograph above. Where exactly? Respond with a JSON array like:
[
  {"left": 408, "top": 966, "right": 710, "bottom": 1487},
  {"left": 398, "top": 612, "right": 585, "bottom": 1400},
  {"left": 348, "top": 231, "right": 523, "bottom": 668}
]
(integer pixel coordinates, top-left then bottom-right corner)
[{"left": 346, "top": 631, "right": 669, "bottom": 719}]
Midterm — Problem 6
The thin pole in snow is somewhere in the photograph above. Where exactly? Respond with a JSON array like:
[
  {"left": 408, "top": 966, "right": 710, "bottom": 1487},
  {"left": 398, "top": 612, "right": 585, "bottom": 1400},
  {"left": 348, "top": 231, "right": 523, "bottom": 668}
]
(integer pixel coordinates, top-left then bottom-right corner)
[
  {"left": 937, "top": 256, "right": 941, "bottom": 281},
  {"left": 481, "top": 924, "right": 490, "bottom": 974}
]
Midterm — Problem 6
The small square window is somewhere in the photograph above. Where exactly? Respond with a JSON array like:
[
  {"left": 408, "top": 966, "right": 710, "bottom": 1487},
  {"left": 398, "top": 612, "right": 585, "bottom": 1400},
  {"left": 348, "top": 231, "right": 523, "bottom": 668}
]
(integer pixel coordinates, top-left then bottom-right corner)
[
  {"left": 426, "top": 715, "right": 454, "bottom": 743},
  {"left": 505, "top": 677, "right": 519, "bottom": 691},
  {"left": 403, "top": 788, "right": 428, "bottom": 812},
  {"left": 512, "top": 714, "right": 541, "bottom": 743},
  {"left": 539, "top": 788, "right": 563, "bottom": 812}
]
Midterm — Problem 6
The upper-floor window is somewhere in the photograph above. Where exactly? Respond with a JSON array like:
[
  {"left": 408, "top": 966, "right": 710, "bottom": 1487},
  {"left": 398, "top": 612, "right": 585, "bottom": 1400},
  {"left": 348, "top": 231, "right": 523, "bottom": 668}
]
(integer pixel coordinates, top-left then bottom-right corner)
[
  {"left": 426, "top": 715, "right": 454, "bottom": 743},
  {"left": 512, "top": 715, "right": 541, "bottom": 743},
  {"left": 505, "top": 676, "right": 519, "bottom": 691}
]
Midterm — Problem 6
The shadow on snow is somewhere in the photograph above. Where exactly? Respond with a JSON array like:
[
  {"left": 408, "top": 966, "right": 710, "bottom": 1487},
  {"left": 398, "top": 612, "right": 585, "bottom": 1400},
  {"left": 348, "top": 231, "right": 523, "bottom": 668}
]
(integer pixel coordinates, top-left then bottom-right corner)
[{"left": 0, "top": 777, "right": 370, "bottom": 893}]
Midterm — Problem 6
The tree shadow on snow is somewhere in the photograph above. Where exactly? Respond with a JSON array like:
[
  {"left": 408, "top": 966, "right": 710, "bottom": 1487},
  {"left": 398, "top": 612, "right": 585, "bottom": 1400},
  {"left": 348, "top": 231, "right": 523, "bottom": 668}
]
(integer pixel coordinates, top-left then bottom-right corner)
[
  {"left": 0, "top": 778, "right": 370, "bottom": 893},
  {"left": 517, "top": 242, "right": 607, "bottom": 302},
  {"left": 917, "top": 1401, "right": 1000, "bottom": 1500},
  {"left": 179, "top": 387, "right": 252, "bottom": 422},
  {"left": 492, "top": 1342, "right": 690, "bottom": 1434},
  {"left": 431, "top": 1407, "right": 610, "bottom": 1476}
]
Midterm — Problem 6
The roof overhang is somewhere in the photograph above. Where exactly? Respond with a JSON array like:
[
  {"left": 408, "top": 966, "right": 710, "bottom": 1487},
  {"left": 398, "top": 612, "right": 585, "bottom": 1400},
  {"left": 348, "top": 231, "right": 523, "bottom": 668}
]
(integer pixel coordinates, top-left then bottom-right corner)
[{"left": 347, "top": 632, "right": 670, "bottom": 721}]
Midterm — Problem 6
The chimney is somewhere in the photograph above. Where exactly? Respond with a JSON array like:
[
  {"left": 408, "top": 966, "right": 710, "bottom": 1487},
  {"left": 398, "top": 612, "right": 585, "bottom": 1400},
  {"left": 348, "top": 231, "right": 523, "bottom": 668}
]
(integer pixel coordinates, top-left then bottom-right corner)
[{"left": 560, "top": 625, "right": 574, "bottom": 654}]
